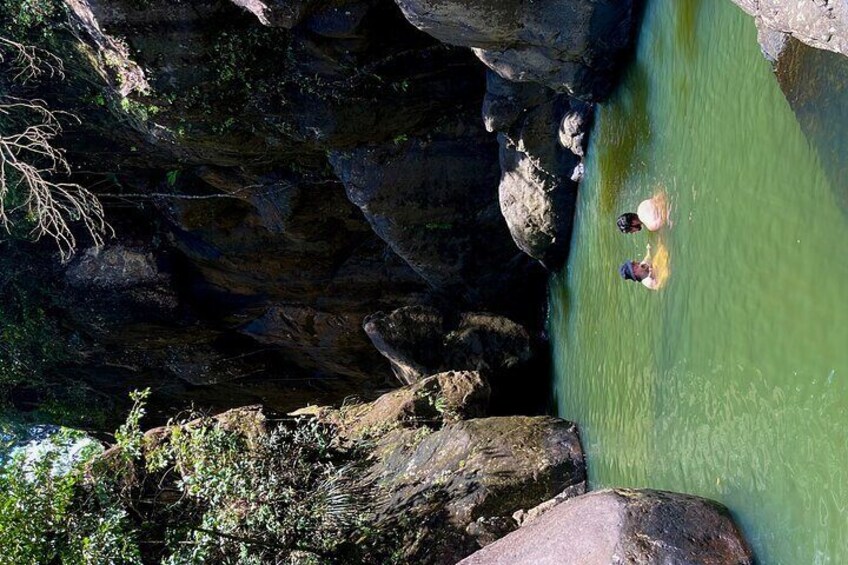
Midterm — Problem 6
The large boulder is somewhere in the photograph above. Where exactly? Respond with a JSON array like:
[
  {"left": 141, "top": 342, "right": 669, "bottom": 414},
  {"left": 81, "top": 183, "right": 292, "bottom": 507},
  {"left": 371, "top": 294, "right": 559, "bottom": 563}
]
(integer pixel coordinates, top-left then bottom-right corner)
[
  {"left": 730, "top": 0, "right": 848, "bottom": 59},
  {"left": 458, "top": 488, "right": 754, "bottom": 565},
  {"left": 484, "top": 72, "right": 592, "bottom": 267},
  {"left": 370, "top": 416, "right": 587, "bottom": 564},
  {"left": 393, "top": 0, "right": 639, "bottom": 99}
]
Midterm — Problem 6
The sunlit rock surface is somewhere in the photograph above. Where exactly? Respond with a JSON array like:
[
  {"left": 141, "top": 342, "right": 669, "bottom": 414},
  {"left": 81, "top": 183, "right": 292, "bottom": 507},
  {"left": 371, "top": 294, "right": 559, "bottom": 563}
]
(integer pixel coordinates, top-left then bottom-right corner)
[{"left": 459, "top": 489, "right": 753, "bottom": 565}]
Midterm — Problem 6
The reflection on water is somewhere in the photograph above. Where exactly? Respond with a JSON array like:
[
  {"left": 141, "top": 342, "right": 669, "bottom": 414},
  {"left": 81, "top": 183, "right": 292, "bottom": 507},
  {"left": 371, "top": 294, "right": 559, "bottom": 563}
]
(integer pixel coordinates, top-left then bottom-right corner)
[
  {"left": 552, "top": 0, "right": 848, "bottom": 563},
  {"left": 597, "top": 62, "right": 651, "bottom": 214}
]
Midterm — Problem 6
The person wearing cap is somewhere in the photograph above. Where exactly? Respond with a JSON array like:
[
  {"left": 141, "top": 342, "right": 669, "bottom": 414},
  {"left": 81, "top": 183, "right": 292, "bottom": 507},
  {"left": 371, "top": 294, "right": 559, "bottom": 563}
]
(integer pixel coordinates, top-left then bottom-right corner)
[
  {"left": 616, "top": 194, "right": 666, "bottom": 233},
  {"left": 619, "top": 244, "right": 659, "bottom": 290}
]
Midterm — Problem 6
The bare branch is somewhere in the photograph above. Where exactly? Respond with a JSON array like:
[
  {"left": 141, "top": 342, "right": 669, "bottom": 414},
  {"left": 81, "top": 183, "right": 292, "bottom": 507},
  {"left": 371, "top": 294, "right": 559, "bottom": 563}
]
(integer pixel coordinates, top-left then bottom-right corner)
[
  {"left": 0, "top": 97, "right": 112, "bottom": 261},
  {"left": 0, "top": 36, "right": 64, "bottom": 83}
]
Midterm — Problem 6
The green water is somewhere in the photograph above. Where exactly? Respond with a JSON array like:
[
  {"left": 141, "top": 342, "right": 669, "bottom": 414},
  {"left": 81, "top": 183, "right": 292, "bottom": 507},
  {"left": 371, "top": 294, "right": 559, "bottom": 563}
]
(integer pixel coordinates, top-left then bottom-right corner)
[{"left": 551, "top": 1, "right": 848, "bottom": 563}]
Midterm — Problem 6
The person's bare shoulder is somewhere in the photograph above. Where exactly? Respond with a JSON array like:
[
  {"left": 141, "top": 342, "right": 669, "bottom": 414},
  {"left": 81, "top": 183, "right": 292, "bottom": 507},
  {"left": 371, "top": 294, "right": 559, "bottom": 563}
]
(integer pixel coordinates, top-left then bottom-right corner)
[
  {"left": 641, "top": 277, "right": 659, "bottom": 290},
  {"left": 637, "top": 197, "right": 664, "bottom": 231}
]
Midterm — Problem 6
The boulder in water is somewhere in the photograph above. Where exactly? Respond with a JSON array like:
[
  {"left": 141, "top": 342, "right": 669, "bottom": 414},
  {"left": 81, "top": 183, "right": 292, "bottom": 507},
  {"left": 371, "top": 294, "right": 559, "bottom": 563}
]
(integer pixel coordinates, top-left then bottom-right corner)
[{"left": 458, "top": 488, "right": 754, "bottom": 565}]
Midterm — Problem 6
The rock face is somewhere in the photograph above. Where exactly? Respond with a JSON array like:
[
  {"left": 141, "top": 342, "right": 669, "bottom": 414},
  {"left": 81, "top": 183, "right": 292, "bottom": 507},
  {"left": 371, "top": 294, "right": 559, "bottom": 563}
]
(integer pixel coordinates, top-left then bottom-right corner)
[
  {"left": 731, "top": 0, "right": 848, "bottom": 59},
  {"left": 2, "top": 0, "right": 557, "bottom": 425},
  {"left": 458, "top": 488, "right": 754, "bottom": 565},
  {"left": 389, "top": 0, "right": 639, "bottom": 266},
  {"left": 371, "top": 416, "right": 586, "bottom": 564},
  {"left": 393, "top": 0, "right": 640, "bottom": 99},
  {"left": 298, "top": 380, "right": 585, "bottom": 563},
  {"left": 730, "top": 6, "right": 848, "bottom": 218},
  {"left": 362, "top": 306, "right": 532, "bottom": 385},
  {"left": 328, "top": 116, "right": 543, "bottom": 301}
]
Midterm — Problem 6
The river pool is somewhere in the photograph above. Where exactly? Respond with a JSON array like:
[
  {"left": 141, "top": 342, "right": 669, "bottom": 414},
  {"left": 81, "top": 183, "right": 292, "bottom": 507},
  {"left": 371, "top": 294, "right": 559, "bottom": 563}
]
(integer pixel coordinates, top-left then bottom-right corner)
[{"left": 550, "top": 1, "right": 848, "bottom": 563}]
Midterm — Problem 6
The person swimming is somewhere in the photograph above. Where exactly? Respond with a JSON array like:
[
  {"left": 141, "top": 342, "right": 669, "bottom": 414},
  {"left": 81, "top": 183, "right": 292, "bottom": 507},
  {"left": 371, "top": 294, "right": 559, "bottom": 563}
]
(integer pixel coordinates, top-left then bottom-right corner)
[
  {"left": 617, "top": 195, "right": 666, "bottom": 232},
  {"left": 619, "top": 244, "right": 659, "bottom": 290}
]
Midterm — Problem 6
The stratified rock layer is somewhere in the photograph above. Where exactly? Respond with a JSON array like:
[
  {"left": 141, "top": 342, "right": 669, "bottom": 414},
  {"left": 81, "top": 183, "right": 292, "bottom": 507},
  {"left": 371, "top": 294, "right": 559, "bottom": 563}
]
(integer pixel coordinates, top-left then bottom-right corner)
[{"left": 3, "top": 0, "right": 555, "bottom": 424}]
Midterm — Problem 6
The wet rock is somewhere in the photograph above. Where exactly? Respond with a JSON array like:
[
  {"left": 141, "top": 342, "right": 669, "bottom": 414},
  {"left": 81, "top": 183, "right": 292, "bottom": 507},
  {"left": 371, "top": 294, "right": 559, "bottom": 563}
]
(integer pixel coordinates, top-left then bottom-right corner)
[
  {"left": 769, "top": 37, "right": 848, "bottom": 216},
  {"left": 458, "top": 488, "right": 754, "bottom": 565},
  {"left": 363, "top": 306, "right": 531, "bottom": 385},
  {"left": 371, "top": 416, "right": 586, "bottom": 564},
  {"left": 731, "top": 0, "right": 848, "bottom": 59},
  {"left": 393, "top": 0, "right": 639, "bottom": 99}
]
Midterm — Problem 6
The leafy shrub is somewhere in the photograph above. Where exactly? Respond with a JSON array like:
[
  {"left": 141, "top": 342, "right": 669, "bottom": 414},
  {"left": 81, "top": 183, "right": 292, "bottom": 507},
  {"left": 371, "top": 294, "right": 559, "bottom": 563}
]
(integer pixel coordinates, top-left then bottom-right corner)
[
  {"left": 0, "top": 391, "right": 406, "bottom": 564},
  {"left": 0, "top": 428, "right": 140, "bottom": 565}
]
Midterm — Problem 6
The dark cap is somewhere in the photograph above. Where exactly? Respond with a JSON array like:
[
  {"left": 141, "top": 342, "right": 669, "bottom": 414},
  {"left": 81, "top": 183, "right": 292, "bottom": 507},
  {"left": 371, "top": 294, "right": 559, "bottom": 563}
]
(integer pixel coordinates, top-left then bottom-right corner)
[{"left": 619, "top": 261, "right": 637, "bottom": 281}]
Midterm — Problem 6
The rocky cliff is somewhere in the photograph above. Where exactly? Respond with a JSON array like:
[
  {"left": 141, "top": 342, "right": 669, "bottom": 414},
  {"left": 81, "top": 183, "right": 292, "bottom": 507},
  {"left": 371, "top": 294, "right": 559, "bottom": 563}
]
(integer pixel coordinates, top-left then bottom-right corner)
[{"left": 1, "top": 0, "right": 639, "bottom": 425}]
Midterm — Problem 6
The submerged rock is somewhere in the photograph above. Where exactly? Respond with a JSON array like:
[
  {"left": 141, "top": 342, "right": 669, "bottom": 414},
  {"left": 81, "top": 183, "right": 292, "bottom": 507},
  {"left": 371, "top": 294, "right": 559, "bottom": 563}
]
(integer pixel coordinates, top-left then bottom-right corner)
[
  {"left": 459, "top": 488, "right": 754, "bottom": 565},
  {"left": 768, "top": 37, "right": 848, "bottom": 216},
  {"left": 393, "top": 0, "right": 639, "bottom": 99}
]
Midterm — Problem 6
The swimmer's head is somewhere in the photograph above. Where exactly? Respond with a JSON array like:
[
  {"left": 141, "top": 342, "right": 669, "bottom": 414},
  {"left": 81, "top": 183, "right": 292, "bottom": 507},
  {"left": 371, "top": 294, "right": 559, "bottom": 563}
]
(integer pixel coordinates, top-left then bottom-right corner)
[
  {"left": 617, "top": 213, "right": 642, "bottom": 233},
  {"left": 619, "top": 260, "right": 650, "bottom": 282}
]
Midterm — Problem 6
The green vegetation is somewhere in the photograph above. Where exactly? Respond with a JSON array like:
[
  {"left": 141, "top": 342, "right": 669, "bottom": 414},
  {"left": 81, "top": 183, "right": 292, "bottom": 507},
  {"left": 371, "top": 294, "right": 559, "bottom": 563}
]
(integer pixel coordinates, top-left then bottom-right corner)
[
  {"left": 0, "top": 246, "right": 63, "bottom": 394},
  {"left": 0, "top": 391, "right": 407, "bottom": 564},
  {"left": 0, "top": 0, "right": 63, "bottom": 41},
  {"left": 0, "top": 427, "right": 138, "bottom": 565}
]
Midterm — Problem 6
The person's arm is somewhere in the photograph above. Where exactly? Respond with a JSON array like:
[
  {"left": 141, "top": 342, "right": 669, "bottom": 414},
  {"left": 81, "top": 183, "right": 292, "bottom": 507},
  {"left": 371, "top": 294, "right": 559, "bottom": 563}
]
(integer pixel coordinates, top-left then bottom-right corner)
[{"left": 641, "top": 243, "right": 652, "bottom": 264}]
